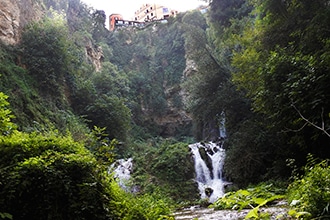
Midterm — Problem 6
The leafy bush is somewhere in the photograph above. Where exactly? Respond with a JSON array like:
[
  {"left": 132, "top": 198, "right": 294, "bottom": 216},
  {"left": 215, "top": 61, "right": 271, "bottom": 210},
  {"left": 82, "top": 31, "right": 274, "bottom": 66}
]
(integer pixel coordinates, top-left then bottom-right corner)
[
  {"left": 0, "top": 92, "right": 17, "bottom": 135},
  {"left": 131, "top": 139, "right": 199, "bottom": 203},
  {"left": 85, "top": 94, "right": 131, "bottom": 142},
  {"left": 109, "top": 181, "right": 174, "bottom": 220},
  {"left": 0, "top": 131, "right": 114, "bottom": 219},
  {"left": 211, "top": 183, "right": 285, "bottom": 213},
  {"left": 0, "top": 128, "right": 173, "bottom": 219},
  {"left": 287, "top": 158, "right": 330, "bottom": 219}
]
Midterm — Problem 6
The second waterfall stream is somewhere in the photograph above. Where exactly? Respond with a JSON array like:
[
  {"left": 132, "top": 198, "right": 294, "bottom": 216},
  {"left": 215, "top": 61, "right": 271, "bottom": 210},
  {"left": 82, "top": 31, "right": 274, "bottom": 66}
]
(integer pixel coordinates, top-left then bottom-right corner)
[{"left": 189, "top": 141, "right": 226, "bottom": 203}]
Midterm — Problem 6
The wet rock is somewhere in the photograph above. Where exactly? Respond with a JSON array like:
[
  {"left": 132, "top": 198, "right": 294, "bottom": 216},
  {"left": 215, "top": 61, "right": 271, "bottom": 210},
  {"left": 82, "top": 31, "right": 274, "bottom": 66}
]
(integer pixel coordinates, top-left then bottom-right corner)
[{"left": 205, "top": 187, "right": 213, "bottom": 197}]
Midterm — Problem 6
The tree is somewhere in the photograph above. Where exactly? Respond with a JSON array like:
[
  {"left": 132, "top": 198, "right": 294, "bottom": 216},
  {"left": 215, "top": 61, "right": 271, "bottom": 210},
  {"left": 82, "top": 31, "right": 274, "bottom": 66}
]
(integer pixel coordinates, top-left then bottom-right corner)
[
  {"left": 204, "top": 0, "right": 301, "bottom": 185},
  {"left": 182, "top": 10, "right": 230, "bottom": 140},
  {"left": 85, "top": 94, "right": 131, "bottom": 142},
  {"left": 232, "top": 0, "right": 330, "bottom": 167},
  {"left": 92, "top": 10, "right": 108, "bottom": 42},
  {"left": 21, "top": 13, "right": 72, "bottom": 100}
]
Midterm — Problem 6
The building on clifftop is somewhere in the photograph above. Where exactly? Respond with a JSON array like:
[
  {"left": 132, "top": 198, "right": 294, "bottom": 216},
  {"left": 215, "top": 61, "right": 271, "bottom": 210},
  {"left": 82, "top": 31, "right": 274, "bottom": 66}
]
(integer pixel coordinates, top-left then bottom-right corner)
[
  {"left": 134, "top": 3, "right": 178, "bottom": 22},
  {"left": 108, "top": 3, "right": 178, "bottom": 31},
  {"left": 109, "top": 14, "right": 123, "bottom": 31}
]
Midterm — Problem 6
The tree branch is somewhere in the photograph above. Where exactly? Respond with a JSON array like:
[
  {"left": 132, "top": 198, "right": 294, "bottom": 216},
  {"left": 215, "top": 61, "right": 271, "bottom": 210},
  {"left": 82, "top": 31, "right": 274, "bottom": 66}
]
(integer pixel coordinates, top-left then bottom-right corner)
[
  {"left": 283, "top": 121, "right": 308, "bottom": 133},
  {"left": 291, "top": 104, "right": 330, "bottom": 138}
]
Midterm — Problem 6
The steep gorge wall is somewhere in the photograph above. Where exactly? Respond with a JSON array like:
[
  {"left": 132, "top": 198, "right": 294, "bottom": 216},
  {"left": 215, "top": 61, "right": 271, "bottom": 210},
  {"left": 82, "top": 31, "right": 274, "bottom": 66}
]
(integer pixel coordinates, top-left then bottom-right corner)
[
  {"left": 0, "top": 0, "right": 43, "bottom": 45},
  {"left": 0, "top": 1, "right": 193, "bottom": 139}
]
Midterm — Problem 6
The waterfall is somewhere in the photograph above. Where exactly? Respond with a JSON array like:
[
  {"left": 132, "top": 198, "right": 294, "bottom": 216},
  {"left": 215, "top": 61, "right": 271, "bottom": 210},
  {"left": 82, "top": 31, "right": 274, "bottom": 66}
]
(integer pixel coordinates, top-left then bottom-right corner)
[
  {"left": 110, "top": 158, "right": 133, "bottom": 190},
  {"left": 189, "top": 141, "right": 225, "bottom": 203}
]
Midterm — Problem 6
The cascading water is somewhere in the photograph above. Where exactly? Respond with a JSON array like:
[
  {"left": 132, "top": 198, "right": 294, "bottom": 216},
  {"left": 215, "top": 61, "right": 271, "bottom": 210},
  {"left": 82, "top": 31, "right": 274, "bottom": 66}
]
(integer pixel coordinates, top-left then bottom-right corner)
[
  {"left": 110, "top": 158, "right": 133, "bottom": 191},
  {"left": 189, "top": 141, "right": 226, "bottom": 203}
]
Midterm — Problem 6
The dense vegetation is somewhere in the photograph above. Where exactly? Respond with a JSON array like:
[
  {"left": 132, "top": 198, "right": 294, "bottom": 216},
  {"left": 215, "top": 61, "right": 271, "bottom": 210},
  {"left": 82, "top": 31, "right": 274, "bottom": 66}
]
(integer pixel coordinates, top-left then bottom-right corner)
[
  {"left": 0, "top": 0, "right": 329, "bottom": 219},
  {"left": 0, "top": 91, "right": 173, "bottom": 219},
  {"left": 200, "top": 0, "right": 330, "bottom": 218},
  {"left": 201, "top": 0, "right": 330, "bottom": 186}
]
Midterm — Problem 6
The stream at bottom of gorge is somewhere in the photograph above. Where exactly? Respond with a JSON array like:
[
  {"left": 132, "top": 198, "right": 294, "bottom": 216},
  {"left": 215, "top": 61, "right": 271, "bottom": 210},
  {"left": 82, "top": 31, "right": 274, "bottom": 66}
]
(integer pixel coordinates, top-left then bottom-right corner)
[{"left": 173, "top": 203, "right": 289, "bottom": 220}]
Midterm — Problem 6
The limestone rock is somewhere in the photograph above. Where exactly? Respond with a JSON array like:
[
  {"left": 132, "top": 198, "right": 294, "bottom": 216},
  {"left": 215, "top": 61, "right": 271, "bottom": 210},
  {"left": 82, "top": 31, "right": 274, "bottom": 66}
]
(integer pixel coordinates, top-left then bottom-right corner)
[
  {"left": 86, "top": 43, "right": 104, "bottom": 72},
  {"left": 0, "top": 0, "right": 43, "bottom": 45}
]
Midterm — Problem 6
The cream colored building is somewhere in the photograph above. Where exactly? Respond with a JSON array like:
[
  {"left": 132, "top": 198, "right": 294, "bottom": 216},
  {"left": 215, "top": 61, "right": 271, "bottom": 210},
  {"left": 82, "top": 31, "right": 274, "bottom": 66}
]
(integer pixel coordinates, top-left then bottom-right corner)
[{"left": 134, "top": 3, "right": 178, "bottom": 22}]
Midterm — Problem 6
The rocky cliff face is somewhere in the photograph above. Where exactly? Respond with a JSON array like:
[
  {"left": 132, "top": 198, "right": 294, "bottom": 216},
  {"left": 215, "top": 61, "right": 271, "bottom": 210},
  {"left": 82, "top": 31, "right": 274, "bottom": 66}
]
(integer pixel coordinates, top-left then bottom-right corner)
[
  {"left": 0, "top": 0, "right": 103, "bottom": 71},
  {"left": 86, "top": 43, "right": 104, "bottom": 72},
  {"left": 154, "top": 85, "right": 192, "bottom": 136},
  {"left": 150, "top": 58, "right": 197, "bottom": 137},
  {"left": 0, "top": 0, "right": 43, "bottom": 45}
]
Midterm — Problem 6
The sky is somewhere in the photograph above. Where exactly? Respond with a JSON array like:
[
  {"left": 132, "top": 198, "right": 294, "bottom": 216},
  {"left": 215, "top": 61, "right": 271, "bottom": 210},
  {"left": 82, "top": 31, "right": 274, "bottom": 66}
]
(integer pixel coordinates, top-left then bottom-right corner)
[{"left": 81, "top": 0, "right": 208, "bottom": 26}]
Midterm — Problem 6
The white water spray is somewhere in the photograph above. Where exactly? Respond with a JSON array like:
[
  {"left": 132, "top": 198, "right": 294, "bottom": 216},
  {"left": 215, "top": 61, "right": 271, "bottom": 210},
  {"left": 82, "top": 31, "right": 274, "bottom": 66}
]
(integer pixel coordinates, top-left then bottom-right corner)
[
  {"left": 189, "top": 142, "right": 225, "bottom": 203},
  {"left": 110, "top": 158, "right": 133, "bottom": 190}
]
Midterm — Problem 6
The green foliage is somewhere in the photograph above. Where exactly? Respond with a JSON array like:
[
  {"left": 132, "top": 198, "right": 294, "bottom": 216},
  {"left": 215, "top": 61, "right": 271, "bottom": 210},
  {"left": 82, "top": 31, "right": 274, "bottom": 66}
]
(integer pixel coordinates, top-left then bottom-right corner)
[
  {"left": 42, "top": 0, "right": 68, "bottom": 11},
  {"left": 108, "top": 181, "right": 173, "bottom": 220},
  {"left": 2, "top": 9, "right": 94, "bottom": 138},
  {"left": 224, "top": 118, "right": 291, "bottom": 187},
  {"left": 0, "top": 43, "right": 39, "bottom": 129},
  {"left": 67, "top": 0, "right": 94, "bottom": 33},
  {"left": 0, "top": 92, "right": 17, "bottom": 135},
  {"left": 211, "top": 184, "right": 285, "bottom": 211},
  {"left": 287, "top": 157, "right": 330, "bottom": 219},
  {"left": 151, "top": 142, "right": 195, "bottom": 183},
  {"left": 21, "top": 13, "right": 72, "bottom": 99},
  {"left": 1, "top": 3, "right": 201, "bottom": 218},
  {"left": 92, "top": 10, "right": 109, "bottom": 42},
  {"left": 0, "top": 129, "right": 173, "bottom": 219},
  {"left": 0, "top": 86, "right": 172, "bottom": 220},
  {"left": 85, "top": 94, "right": 131, "bottom": 142},
  {"left": 244, "top": 206, "right": 271, "bottom": 220},
  {"left": 108, "top": 17, "right": 189, "bottom": 138},
  {"left": 71, "top": 60, "right": 132, "bottom": 142},
  {"left": 182, "top": 10, "right": 232, "bottom": 140},
  {"left": 0, "top": 131, "right": 114, "bottom": 219},
  {"left": 130, "top": 139, "right": 199, "bottom": 202},
  {"left": 92, "top": 62, "right": 130, "bottom": 97},
  {"left": 207, "top": 0, "right": 330, "bottom": 186},
  {"left": 0, "top": 212, "right": 12, "bottom": 220},
  {"left": 209, "top": 0, "right": 252, "bottom": 28},
  {"left": 232, "top": 0, "right": 330, "bottom": 159},
  {"left": 86, "top": 126, "right": 116, "bottom": 165}
]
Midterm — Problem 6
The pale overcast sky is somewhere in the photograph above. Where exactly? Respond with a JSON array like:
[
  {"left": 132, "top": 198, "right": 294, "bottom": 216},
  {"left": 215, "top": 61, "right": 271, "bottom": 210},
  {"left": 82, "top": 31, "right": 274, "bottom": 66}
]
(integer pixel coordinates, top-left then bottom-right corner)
[{"left": 81, "top": 0, "right": 208, "bottom": 21}]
